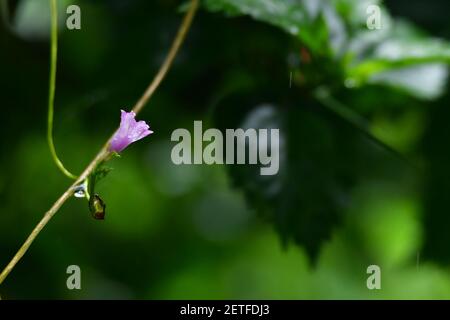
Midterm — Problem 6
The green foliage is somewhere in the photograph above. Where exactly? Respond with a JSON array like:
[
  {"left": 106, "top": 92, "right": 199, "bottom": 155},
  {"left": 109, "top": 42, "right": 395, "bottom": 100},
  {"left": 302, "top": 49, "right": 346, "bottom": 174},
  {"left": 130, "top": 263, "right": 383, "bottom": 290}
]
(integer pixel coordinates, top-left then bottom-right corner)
[
  {"left": 203, "top": 0, "right": 329, "bottom": 53},
  {"left": 346, "top": 20, "right": 450, "bottom": 99},
  {"left": 203, "top": 0, "right": 450, "bottom": 260},
  {"left": 203, "top": 0, "right": 450, "bottom": 99}
]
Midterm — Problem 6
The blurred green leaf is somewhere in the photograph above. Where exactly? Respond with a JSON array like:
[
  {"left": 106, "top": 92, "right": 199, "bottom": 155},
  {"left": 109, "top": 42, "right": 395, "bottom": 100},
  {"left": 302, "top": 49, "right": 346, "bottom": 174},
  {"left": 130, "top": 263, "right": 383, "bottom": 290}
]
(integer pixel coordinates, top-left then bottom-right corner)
[
  {"left": 203, "top": 0, "right": 332, "bottom": 53},
  {"left": 346, "top": 20, "right": 450, "bottom": 99},
  {"left": 204, "top": 0, "right": 450, "bottom": 99},
  {"left": 212, "top": 91, "right": 354, "bottom": 262},
  {"left": 203, "top": 0, "right": 307, "bottom": 35}
]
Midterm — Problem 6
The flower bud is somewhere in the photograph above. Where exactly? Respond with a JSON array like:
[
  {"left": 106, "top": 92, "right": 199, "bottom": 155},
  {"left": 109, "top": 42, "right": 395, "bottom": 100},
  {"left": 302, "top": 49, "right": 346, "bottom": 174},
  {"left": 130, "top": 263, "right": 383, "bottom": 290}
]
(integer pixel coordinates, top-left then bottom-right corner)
[{"left": 89, "top": 194, "right": 106, "bottom": 220}]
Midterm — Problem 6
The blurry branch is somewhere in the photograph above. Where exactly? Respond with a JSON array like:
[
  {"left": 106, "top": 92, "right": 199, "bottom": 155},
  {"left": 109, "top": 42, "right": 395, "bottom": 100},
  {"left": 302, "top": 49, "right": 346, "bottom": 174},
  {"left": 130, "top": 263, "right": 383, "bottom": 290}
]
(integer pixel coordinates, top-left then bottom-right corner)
[
  {"left": 48, "top": 0, "right": 77, "bottom": 179},
  {"left": 0, "top": 0, "right": 199, "bottom": 286},
  {"left": 315, "top": 87, "right": 369, "bottom": 129},
  {"left": 314, "top": 87, "right": 421, "bottom": 171}
]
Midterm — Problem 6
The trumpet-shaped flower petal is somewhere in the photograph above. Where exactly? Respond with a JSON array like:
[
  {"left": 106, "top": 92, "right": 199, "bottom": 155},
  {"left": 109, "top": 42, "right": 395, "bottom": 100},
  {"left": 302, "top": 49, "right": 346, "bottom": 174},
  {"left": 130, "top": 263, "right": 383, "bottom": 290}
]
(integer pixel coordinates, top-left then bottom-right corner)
[{"left": 110, "top": 110, "right": 153, "bottom": 152}]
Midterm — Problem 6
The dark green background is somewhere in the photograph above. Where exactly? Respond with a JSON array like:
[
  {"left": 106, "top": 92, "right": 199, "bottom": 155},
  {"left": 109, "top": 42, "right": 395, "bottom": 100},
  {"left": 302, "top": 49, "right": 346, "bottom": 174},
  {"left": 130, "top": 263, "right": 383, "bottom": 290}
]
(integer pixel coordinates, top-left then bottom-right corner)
[{"left": 1, "top": 0, "right": 450, "bottom": 299}]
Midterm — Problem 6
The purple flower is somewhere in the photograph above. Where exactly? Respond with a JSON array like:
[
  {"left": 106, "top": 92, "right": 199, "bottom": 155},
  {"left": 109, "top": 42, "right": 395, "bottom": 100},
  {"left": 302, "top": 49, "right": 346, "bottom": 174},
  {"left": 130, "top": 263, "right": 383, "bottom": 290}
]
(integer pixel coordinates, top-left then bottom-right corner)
[{"left": 110, "top": 110, "right": 153, "bottom": 153}]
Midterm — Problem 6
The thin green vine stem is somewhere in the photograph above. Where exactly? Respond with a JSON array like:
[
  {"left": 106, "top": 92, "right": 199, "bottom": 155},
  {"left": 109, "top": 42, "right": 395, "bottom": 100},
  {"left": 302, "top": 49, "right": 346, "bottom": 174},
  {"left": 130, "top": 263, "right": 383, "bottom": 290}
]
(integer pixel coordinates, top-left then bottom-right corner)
[
  {"left": 0, "top": 0, "right": 199, "bottom": 287},
  {"left": 48, "top": 0, "right": 77, "bottom": 179}
]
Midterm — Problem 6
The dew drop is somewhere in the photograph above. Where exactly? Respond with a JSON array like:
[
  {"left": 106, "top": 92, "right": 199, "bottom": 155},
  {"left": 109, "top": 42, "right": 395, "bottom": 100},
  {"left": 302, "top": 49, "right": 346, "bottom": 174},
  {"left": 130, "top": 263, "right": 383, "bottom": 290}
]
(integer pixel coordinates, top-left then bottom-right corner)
[
  {"left": 74, "top": 189, "right": 86, "bottom": 198},
  {"left": 73, "top": 183, "right": 87, "bottom": 198}
]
